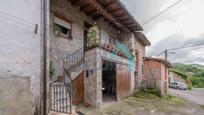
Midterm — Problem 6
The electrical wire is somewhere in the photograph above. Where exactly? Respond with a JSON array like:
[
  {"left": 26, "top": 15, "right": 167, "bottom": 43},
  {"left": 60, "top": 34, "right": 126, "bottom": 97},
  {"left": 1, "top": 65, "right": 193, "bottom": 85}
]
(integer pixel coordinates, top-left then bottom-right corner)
[
  {"left": 142, "top": 0, "right": 184, "bottom": 25},
  {"left": 166, "top": 43, "right": 204, "bottom": 51},
  {"left": 0, "top": 10, "right": 35, "bottom": 29},
  {"left": 156, "top": 42, "right": 204, "bottom": 57}
]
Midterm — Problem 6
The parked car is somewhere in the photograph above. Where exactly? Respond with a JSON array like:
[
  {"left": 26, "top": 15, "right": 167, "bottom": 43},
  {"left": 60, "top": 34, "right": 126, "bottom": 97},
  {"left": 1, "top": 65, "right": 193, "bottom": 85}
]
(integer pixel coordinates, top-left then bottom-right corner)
[
  {"left": 169, "top": 82, "right": 187, "bottom": 90},
  {"left": 181, "top": 83, "right": 188, "bottom": 90}
]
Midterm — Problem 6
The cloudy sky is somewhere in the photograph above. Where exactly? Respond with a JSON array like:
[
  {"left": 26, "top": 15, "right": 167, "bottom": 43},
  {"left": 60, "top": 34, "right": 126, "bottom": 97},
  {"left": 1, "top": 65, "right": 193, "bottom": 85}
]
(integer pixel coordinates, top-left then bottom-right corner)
[{"left": 121, "top": 0, "right": 204, "bottom": 65}]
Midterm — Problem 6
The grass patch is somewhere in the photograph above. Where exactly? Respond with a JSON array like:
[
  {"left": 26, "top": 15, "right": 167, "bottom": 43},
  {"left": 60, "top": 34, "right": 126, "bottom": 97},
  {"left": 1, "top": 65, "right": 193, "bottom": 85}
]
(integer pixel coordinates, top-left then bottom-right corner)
[
  {"left": 133, "top": 91, "right": 187, "bottom": 113},
  {"left": 134, "top": 88, "right": 160, "bottom": 99},
  {"left": 200, "top": 105, "right": 204, "bottom": 110},
  {"left": 134, "top": 91, "right": 159, "bottom": 99}
]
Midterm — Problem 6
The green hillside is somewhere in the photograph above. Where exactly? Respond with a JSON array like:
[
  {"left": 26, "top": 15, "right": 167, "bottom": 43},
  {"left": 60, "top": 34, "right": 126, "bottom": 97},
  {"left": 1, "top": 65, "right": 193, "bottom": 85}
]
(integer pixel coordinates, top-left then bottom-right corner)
[{"left": 172, "top": 63, "right": 204, "bottom": 88}]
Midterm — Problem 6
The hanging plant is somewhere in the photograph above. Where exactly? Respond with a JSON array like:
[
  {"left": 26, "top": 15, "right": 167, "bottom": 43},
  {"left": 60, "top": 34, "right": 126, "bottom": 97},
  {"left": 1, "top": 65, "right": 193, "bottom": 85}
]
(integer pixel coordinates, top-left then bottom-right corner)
[
  {"left": 49, "top": 60, "right": 55, "bottom": 79},
  {"left": 86, "top": 24, "right": 100, "bottom": 48}
]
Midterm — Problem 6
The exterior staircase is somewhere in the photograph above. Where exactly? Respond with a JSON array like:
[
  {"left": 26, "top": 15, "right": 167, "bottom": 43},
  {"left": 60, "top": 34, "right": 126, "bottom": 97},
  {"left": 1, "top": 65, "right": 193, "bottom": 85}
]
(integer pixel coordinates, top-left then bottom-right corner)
[{"left": 49, "top": 47, "right": 85, "bottom": 115}]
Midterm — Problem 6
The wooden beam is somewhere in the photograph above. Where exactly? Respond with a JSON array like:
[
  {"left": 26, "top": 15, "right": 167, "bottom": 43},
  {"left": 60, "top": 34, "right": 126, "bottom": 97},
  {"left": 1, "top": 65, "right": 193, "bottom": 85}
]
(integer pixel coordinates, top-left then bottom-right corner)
[
  {"left": 72, "top": 0, "right": 80, "bottom": 5},
  {"left": 86, "top": 0, "right": 123, "bottom": 28},
  {"left": 120, "top": 18, "right": 129, "bottom": 22},
  {"left": 128, "top": 24, "right": 136, "bottom": 28},
  {"left": 123, "top": 19, "right": 132, "bottom": 23},
  {"left": 105, "top": 1, "right": 115, "bottom": 7},
  {"left": 125, "top": 21, "right": 134, "bottom": 25},
  {"left": 80, "top": 4, "right": 89, "bottom": 11},
  {"left": 116, "top": 13, "right": 125, "bottom": 17},
  {"left": 110, "top": 8, "right": 121, "bottom": 13}
]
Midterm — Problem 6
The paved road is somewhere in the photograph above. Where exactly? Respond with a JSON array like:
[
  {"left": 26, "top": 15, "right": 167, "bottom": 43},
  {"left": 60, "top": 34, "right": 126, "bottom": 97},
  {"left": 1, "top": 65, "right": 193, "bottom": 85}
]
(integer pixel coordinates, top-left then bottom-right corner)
[{"left": 169, "top": 88, "right": 204, "bottom": 105}]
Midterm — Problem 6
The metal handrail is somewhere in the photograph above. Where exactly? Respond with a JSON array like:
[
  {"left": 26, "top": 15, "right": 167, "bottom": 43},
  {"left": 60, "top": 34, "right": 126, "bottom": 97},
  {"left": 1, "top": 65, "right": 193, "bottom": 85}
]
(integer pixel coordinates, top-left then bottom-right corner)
[{"left": 62, "top": 47, "right": 84, "bottom": 114}]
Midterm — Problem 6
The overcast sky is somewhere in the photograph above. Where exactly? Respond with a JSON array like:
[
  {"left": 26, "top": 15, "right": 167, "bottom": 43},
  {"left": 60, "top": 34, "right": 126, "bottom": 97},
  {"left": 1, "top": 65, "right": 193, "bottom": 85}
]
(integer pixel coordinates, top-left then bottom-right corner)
[{"left": 121, "top": 0, "right": 204, "bottom": 65}]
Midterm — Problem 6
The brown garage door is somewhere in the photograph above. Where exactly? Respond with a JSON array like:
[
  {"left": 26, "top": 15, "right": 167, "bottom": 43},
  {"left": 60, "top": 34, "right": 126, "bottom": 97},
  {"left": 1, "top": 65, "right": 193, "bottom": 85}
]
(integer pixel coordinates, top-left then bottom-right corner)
[{"left": 116, "top": 64, "right": 131, "bottom": 100}]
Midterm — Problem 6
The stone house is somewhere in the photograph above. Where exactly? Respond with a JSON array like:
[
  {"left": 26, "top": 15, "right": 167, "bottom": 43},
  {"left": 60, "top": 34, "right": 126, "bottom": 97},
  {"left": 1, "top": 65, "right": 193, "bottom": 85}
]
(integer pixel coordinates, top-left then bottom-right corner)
[
  {"left": 143, "top": 57, "right": 172, "bottom": 96},
  {"left": 0, "top": 0, "right": 150, "bottom": 114},
  {"left": 50, "top": 0, "right": 150, "bottom": 109}
]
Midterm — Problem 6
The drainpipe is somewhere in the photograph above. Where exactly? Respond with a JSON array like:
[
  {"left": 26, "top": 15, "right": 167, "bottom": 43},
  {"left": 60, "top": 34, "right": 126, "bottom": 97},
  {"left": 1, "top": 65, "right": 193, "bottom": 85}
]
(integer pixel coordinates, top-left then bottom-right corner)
[{"left": 42, "top": 0, "right": 49, "bottom": 114}]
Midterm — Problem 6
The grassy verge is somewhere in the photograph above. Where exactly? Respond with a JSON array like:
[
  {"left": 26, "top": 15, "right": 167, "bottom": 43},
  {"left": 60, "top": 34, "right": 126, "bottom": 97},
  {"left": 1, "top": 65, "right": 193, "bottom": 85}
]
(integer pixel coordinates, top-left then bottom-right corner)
[{"left": 200, "top": 105, "right": 204, "bottom": 110}]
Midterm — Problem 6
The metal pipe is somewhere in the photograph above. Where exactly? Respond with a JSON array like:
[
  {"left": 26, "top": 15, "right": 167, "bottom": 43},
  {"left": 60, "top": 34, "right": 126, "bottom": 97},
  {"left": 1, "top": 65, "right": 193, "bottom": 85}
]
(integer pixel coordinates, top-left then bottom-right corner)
[{"left": 42, "top": 0, "right": 49, "bottom": 114}]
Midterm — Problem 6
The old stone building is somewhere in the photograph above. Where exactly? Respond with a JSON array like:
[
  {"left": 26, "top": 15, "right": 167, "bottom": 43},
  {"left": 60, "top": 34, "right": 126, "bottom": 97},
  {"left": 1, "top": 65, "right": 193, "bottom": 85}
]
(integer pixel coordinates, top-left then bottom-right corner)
[
  {"left": 144, "top": 57, "right": 172, "bottom": 96},
  {"left": 49, "top": 0, "right": 150, "bottom": 110}
]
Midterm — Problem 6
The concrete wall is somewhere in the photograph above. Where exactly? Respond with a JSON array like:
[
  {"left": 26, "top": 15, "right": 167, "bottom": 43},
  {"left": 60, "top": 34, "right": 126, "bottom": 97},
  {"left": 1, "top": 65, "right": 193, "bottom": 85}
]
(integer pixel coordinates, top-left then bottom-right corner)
[
  {"left": 0, "top": 0, "right": 42, "bottom": 114},
  {"left": 160, "top": 63, "right": 169, "bottom": 96},
  {"left": 0, "top": 76, "right": 33, "bottom": 115}
]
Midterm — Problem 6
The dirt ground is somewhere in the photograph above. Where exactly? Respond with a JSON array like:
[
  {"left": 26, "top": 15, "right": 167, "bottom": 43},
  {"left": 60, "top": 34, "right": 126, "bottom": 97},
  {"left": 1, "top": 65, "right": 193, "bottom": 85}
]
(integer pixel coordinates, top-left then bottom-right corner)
[{"left": 77, "top": 92, "right": 204, "bottom": 115}]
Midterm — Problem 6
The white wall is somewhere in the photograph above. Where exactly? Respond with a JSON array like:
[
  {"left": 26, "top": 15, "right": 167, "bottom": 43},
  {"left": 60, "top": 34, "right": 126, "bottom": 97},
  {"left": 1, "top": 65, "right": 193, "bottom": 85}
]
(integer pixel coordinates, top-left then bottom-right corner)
[{"left": 0, "top": 0, "right": 42, "bottom": 99}]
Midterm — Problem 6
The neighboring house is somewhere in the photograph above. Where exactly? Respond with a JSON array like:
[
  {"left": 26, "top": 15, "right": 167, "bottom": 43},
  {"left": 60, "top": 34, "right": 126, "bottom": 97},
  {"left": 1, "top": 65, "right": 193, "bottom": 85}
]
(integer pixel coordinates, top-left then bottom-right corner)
[
  {"left": 0, "top": 0, "right": 150, "bottom": 114},
  {"left": 144, "top": 57, "right": 172, "bottom": 96},
  {"left": 169, "top": 70, "right": 186, "bottom": 83},
  {"left": 0, "top": 1, "right": 43, "bottom": 115}
]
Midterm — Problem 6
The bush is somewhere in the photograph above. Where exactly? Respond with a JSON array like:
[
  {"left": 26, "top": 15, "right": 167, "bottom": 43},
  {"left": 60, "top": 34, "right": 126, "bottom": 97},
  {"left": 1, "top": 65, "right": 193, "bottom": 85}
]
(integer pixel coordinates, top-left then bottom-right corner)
[{"left": 189, "top": 77, "right": 204, "bottom": 88}]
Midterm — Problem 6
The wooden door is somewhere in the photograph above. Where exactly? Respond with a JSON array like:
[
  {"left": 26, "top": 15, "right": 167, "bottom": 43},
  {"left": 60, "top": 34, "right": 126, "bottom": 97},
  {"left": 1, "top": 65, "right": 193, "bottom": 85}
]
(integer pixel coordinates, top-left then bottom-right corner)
[
  {"left": 72, "top": 71, "right": 84, "bottom": 105},
  {"left": 116, "top": 64, "right": 131, "bottom": 100}
]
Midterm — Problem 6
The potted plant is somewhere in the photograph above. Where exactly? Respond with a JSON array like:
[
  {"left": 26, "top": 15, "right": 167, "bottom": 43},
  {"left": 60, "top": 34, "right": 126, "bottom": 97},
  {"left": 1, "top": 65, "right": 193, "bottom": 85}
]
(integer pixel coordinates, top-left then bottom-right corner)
[{"left": 86, "top": 24, "right": 100, "bottom": 49}]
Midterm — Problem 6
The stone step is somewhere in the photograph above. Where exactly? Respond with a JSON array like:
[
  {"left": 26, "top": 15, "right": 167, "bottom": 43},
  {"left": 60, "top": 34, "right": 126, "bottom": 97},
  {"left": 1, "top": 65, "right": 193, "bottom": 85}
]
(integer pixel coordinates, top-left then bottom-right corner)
[{"left": 49, "top": 106, "right": 78, "bottom": 115}]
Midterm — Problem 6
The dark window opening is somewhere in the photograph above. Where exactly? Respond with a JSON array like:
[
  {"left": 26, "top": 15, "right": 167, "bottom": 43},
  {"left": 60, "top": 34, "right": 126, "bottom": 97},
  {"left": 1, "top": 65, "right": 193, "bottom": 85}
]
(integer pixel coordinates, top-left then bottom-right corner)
[
  {"left": 84, "top": 21, "right": 92, "bottom": 50},
  {"left": 54, "top": 23, "right": 71, "bottom": 38},
  {"left": 86, "top": 69, "right": 93, "bottom": 78}
]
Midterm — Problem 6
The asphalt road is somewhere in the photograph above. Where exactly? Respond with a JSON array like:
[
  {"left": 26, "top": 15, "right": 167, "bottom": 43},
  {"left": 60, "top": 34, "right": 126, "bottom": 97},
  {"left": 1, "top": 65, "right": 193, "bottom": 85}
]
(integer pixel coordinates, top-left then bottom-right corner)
[{"left": 169, "top": 88, "right": 204, "bottom": 105}]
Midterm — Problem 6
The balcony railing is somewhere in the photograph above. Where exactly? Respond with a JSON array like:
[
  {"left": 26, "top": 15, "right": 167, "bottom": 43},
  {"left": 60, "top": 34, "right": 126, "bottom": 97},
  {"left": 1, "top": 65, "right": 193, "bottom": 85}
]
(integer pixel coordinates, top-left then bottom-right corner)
[{"left": 85, "top": 36, "right": 134, "bottom": 60}]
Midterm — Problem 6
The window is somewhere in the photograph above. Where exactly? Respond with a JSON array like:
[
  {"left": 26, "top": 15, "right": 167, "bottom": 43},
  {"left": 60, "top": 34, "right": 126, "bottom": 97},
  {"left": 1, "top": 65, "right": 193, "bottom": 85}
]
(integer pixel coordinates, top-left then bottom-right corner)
[
  {"left": 54, "top": 16, "right": 72, "bottom": 39},
  {"left": 86, "top": 69, "right": 93, "bottom": 78},
  {"left": 142, "top": 64, "right": 144, "bottom": 75}
]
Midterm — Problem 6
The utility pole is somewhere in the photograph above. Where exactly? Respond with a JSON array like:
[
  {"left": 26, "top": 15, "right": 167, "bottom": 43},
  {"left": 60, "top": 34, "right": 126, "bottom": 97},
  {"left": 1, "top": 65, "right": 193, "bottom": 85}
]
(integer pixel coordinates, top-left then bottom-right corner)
[{"left": 164, "top": 50, "right": 168, "bottom": 60}]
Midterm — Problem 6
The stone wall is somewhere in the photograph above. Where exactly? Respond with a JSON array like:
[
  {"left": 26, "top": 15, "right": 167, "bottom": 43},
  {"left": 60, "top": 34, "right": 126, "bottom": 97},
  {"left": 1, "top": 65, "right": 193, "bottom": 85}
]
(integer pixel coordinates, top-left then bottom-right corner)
[
  {"left": 85, "top": 48, "right": 135, "bottom": 108},
  {"left": 134, "top": 37, "right": 146, "bottom": 89},
  {"left": 50, "top": 0, "right": 133, "bottom": 80},
  {"left": 50, "top": 0, "right": 91, "bottom": 79},
  {"left": 84, "top": 49, "right": 98, "bottom": 107}
]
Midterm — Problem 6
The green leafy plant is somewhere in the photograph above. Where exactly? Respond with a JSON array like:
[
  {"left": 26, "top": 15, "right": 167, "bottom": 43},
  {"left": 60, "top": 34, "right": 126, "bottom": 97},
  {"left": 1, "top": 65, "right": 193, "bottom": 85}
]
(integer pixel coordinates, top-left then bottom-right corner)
[
  {"left": 49, "top": 61, "right": 55, "bottom": 78},
  {"left": 86, "top": 24, "right": 100, "bottom": 48}
]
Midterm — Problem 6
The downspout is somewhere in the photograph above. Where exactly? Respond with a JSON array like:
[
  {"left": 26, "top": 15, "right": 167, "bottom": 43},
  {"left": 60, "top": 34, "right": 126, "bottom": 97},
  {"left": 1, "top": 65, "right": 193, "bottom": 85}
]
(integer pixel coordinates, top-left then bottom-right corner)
[{"left": 42, "top": 0, "right": 49, "bottom": 114}]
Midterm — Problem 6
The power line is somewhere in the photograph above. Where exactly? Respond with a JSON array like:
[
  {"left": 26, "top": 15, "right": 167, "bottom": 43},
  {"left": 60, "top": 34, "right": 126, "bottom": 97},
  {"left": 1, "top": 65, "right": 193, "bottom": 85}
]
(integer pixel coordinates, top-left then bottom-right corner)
[
  {"left": 157, "top": 42, "right": 204, "bottom": 57},
  {"left": 142, "top": 0, "right": 184, "bottom": 25},
  {"left": 167, "top": 43, "right": 204, "bottom": 51}
]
